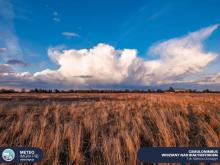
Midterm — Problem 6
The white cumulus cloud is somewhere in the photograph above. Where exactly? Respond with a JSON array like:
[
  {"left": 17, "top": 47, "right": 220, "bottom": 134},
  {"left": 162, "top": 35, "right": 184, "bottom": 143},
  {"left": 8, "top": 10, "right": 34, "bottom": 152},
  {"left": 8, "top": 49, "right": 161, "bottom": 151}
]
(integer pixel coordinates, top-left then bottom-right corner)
[{"left": 35, "top": 44, "right": 140, "bottom": 86}]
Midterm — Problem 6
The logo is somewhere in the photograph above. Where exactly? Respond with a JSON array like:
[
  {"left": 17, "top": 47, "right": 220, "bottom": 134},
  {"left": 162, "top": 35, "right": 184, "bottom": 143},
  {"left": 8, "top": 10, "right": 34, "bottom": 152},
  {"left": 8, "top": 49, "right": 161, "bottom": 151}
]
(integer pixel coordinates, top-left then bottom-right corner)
[{"left": 2, "top": 148, "right": 15, "bottom": 162}]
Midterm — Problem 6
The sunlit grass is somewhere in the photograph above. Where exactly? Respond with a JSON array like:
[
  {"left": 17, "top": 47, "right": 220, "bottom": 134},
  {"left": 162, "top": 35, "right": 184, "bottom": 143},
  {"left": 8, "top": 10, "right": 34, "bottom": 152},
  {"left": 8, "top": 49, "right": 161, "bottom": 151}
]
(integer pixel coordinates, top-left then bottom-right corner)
[{"left": 0, "top": 93, "right": 219, "bottom": 165}]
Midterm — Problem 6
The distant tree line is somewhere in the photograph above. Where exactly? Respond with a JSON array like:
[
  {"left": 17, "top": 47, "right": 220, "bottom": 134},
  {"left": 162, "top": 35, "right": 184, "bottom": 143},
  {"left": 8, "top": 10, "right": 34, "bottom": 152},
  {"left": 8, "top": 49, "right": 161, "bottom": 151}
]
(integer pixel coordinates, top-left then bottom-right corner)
[
  {"left": 0, "top": 87, "right": 220, "bottom": 93},
  {"left": 0, "top": 89, "right": 17, "bottom": 93}
]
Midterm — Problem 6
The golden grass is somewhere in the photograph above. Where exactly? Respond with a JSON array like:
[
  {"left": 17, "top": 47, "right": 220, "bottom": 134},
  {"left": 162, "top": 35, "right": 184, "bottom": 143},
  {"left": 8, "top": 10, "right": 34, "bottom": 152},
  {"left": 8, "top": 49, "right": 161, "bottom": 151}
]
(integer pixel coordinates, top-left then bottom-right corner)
[{"left": 0, "top": 93, "right": 220, "bottom": 165}]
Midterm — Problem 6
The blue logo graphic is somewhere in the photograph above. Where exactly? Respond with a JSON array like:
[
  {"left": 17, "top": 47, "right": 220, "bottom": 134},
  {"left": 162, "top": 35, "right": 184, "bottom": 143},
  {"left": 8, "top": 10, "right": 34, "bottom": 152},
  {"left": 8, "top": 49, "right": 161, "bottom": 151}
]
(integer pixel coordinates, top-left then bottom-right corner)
[{"left": 2, "top": 148, "right": 15, "bottom": 162}]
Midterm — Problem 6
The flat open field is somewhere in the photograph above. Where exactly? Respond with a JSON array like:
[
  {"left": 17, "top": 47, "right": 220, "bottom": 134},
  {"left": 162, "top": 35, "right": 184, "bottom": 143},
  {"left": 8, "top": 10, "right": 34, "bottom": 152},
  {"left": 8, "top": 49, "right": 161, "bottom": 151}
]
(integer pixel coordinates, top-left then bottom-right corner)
[{"left": 0, "top": 93, "right": 220, "bottom": 165}]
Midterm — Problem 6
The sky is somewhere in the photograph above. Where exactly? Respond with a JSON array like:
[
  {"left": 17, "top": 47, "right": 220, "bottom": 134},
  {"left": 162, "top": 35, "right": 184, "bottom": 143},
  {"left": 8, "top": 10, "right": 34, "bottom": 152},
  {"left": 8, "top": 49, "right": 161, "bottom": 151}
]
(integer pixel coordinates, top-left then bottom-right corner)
[{"left": 0, "top": 0, "right": 220, "bottom": 90}]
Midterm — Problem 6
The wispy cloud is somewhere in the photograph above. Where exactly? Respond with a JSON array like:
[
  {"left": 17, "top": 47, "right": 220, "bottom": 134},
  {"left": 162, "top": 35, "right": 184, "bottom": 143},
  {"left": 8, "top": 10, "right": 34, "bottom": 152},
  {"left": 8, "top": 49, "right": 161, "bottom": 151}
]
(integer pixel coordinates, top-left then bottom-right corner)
[
  {"left": 53, "top": 11, "right": 61, "bottom": 22},
  {"left": 53, "top": 11, "right": 58, "bottom": 16},
  {"left": 0, "top": 48, "right": 7, "bottom": 53},
  {"left": 197, "top": 73, "right": 220, "bottom": 85},
  {"left": 72, "top": 75, "right": 93, "bottom": 79},
  {"left": 6, "top": 59, "right": 29, "bottom": 67},
  {"left": 53, "top": 17, "right": 60, "bottom": 22},
  {"left": 62, "top": 32, "right": 79, "bottom": 38},
  {"left": 13, "top": 3, "right": 33, "bottom": 22},
  {"left": 147, "top": 6, "right": 169, "bottom": 21},
  {"left": 0, "top": 0, "right": 23, "bottom": 60},
  {"left": 0, "top": 64, "right": 13, "bottom": 73}
]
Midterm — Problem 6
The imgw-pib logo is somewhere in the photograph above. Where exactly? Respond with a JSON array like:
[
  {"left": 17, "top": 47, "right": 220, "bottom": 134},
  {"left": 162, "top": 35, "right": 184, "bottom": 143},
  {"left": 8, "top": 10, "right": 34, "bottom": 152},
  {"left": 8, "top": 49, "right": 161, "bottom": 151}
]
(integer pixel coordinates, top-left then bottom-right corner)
[{"left": 2, "top": 148, "right": 15, "bottom": 162}]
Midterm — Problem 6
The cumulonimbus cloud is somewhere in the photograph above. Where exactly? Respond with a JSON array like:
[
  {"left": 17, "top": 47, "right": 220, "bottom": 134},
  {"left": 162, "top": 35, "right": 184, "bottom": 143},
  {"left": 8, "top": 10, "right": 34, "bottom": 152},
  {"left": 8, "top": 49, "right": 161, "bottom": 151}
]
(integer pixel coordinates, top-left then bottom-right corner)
[
  {"left": 0, "top": 24, "right": 219, "bottom": 89},
  {"left": 32, "top": 24, "right": 219, "bottom": 87}
]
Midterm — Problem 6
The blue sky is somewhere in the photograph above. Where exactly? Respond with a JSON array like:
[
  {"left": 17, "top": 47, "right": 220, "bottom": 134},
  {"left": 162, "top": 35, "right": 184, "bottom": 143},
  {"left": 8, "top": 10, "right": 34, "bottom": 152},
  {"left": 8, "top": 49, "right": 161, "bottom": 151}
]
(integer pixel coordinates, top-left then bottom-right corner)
[{"left": 0, "top": 0, "right": 220, "bottom": 89}]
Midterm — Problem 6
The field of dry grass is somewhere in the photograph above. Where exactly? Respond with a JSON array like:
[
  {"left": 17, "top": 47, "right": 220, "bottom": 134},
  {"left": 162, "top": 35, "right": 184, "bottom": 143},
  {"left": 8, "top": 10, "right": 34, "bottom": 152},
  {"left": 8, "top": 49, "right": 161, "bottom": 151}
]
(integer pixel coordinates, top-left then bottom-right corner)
[{"left": 0, "top": 93, "right": 220, "bottom": 165}]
